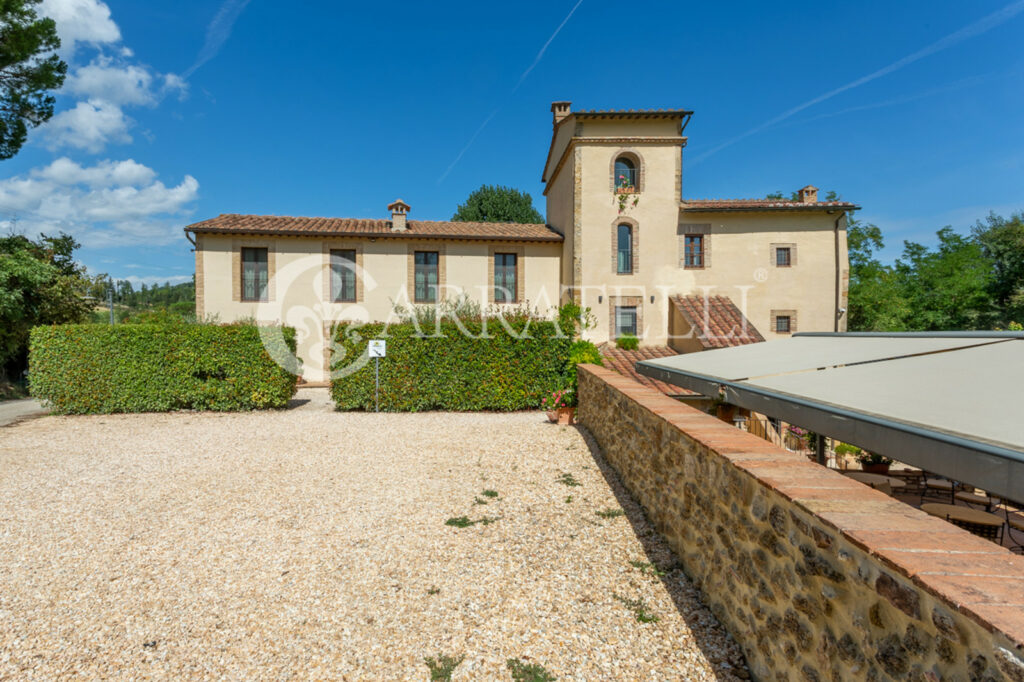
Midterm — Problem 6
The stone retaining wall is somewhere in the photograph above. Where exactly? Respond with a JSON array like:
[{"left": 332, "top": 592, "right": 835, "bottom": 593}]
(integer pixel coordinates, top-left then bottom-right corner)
[{"left": 577, "top": 364, "right": 1024, "bottom": 682}]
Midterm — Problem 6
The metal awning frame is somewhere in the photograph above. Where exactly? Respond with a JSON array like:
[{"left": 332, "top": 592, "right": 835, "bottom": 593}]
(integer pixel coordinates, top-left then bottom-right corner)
[{"left": 637, "top": 333, "right": 1024, "bottom": 503}]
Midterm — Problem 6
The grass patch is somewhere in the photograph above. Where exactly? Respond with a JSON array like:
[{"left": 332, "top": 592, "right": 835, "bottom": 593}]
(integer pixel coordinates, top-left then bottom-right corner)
[
  {"left": 613, "top": 593, "right": 660, "bottom": 623},
  {"left": 482, "top": 489, "right": 499, "bottom": 498},
  {"left": 445, "top": 516, "right": 499, "bottom": 528},
  {"left": 556, "top": 473, "right": 580, "bottom": 487},
  {"left": 427, "top": 586, "right": 441, "bottom": 595},
  {"left": 424, "top": 654, "right": 465, "bottom": 681},
  {"left": 629, "top": 560, "right": 665, "bottom": 577},
  {"left": 474, "top": 497, "right": 488, "bottom": 505},
  {"left": 595, "top": 508, "right": 625, "bottom": 519},
  {"left": 506, "top": 658, "right": 556, "bottom": 681},
  {"left": 564, "top": 495, "right": 573, "bottom": 503}
]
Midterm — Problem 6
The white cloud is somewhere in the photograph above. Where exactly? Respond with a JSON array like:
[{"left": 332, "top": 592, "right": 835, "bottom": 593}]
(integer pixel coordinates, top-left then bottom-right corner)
[
  {"left": 66, "top": 59, "right": 156, "bottom": 106},
  {"left": 42, "top": 99, "right": 132, "bottom": 152},
  {"left": 39, "top": 0, "right": 120, "bottom": 53},
  {"left": 0, "top": 158, "right": 199, "bottom": 247}
]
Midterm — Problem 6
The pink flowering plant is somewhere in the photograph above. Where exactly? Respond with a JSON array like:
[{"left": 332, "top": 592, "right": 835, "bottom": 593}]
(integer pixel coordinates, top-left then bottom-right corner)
[{"left": 541, "top": 388, "right": 575, "bottom": 410}]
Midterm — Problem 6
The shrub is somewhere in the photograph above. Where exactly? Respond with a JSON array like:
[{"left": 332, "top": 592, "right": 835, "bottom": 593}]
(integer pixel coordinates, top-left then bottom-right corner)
[
  {"left": 29, "top": 323, "right": 298, "bottom": 414},
  {"left": 616, "top": 334, "right": 639, "bottom": 350},
  {"left": 834, "top": 442, "right": 862, "bottom": 457},
  {"left": 329, "top": 316, "right": 571, "bottom": 412}
]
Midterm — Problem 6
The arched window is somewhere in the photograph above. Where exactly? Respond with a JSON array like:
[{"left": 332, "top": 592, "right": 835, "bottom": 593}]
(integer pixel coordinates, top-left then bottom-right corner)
[
  {"left": 617, "top": 223, "right": 633, "bottom": 274},
  {"left": 614, "top": 156, "right": 637, "bottom": 191}
]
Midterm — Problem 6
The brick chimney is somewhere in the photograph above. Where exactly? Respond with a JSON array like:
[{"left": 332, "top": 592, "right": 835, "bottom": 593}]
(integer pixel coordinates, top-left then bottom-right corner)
[
  {"left": 551, "top": 101, "right": 571, "bottom": 126},
  {"left": 798, "top": 185, "right": 819, "bottom": 204},
  {"left": 388, "top": 199, "right": 410, "bottom": 232}
]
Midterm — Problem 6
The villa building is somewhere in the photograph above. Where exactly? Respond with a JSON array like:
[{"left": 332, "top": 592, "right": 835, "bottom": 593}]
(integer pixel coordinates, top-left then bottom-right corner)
[{"left": 186, "top": 102, "right": 858, "bottom": 382}]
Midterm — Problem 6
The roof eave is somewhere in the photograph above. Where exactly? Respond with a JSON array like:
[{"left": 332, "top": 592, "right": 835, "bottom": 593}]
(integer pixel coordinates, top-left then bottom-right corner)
[
  {"left": 184, "top": 227, "right": 563, "bottom": 243},
  {"left": 680, "top": 204, "right": 861, "bottom": 213}
]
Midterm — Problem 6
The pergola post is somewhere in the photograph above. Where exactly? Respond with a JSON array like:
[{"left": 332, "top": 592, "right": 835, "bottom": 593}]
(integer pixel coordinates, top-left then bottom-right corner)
[{"left": 815, "top": 434, "right": 826, "bottom": 466}]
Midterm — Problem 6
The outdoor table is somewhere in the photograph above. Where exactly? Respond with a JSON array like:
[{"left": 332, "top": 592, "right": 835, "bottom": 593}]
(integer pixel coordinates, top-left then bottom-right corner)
[
  {"left": 844, "top": 472, "right": 906, "bottom": 491},
  {"left": 921, "top": 503, "right": 1005, "bottom": 543},
  {"left": 954, "top": 491, "right": 995, "bottom": 511}
]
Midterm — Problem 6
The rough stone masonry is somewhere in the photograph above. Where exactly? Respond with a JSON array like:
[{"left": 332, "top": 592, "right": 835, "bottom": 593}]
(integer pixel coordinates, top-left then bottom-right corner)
[{"left": 577, "top": 364, "right": 1024, "bottom": 682}]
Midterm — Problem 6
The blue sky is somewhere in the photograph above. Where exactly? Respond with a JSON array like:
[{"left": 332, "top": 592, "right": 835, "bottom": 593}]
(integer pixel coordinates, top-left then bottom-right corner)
[{"left": 2, "top": 0, "right": 1023, "bottom": 286}]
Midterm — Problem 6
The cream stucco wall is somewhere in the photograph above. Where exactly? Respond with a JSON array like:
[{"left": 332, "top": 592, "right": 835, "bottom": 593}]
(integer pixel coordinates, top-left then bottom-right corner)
[
  {"left": 197, "top": 234, "right": 562, "bottom": 382},
  {"left": 551, "top": 117, "right": 848, "bottom": 346}
]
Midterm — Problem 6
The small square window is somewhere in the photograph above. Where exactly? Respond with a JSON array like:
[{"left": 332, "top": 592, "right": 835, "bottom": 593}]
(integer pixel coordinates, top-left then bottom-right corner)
[
  {"left": 776, "top": 247, "right": 792, "bottom": 267},
  {"left": 615, "top": 306, "right": 638, "bottom": 337},
  {"left": 775, "top": 315, "right": 791, "bottom": 333}
]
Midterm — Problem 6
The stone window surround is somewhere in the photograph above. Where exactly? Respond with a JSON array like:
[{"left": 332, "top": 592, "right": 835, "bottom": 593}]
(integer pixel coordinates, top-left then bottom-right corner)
[
  {"left": 679, "top": 223, "right": 711, "bottom": 269},
  {"left": 611, "top": 217, "right": 639, "bottom": 276},
  {"left": 407, "top": 242, "right": 447, "bottom": 303},
  {"left": 231, "top": 238, "right": 276, "bottom": 303},
  {"left": 772, "top": 243, "right": 798, "bottom": 267},
  {"left": 771, "top": 309, "right": 797, "bottom": 334},
  {"left": 487, "top": 244, "right": 525, "bottom": 304},
  {"left": 609, "top": 149, "right": 645, "bottom": 194},
  {"left": 609, "top": 295, "right": 644, "bottom": 339},
  {"left": 322, "top": 241, "right": 365, "bottom": 303}
]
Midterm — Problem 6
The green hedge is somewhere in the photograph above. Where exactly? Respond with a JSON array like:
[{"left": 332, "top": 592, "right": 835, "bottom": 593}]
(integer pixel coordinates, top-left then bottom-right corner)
[
  {"left": 29, "top": 324, "right": 298, "bottom": 414},
  {"left": 330, "top": 319, "right": 572, "bottom": 411}
]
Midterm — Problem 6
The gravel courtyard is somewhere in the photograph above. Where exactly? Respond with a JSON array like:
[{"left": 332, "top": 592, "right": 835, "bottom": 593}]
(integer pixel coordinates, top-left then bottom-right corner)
[{"left": 0, "top": 389, "right": 747, "bottom": 680}]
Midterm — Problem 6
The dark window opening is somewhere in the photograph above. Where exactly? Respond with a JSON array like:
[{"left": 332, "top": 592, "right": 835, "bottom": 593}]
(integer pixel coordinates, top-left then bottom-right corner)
[
  {"left": 615, "top": 306, "right": 638, "bottom": 337},
  {"left": 684, "top": 235, "right": 704, "bottom": 268},
  {"left": 241, "top": 247, "right": 268, "bottom": 302},
  {"left": 330, "top": 249, "right": 357, "bottom": 302},
  {"left": 494, "top": 253, "right": 517, "bottom": 303},
  {"left": 617, "top": 224, "right": 633, "bottom": 274},
  {"left": 414, "top": 251, "right": 439, "bottom": 303}
]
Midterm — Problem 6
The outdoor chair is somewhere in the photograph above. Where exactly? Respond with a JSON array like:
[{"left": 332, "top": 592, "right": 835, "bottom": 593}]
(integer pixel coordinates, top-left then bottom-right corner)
[
  {"left": 888, "top": 469, "right": 925, "bottom": 495},
  {"left": 922, "top": 477, "right": 956, "bottom": 504},
  {"left": 954, "top": 491, "right": 995, "bottom": 511},
  {"left": 1001, "top": 499, "right": 1024, "bottom": 554}
]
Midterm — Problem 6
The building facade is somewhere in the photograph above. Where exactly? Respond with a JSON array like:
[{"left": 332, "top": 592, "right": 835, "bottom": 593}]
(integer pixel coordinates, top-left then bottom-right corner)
[{"left": 187, "top": 102, "right": 857, "bottom": 382}]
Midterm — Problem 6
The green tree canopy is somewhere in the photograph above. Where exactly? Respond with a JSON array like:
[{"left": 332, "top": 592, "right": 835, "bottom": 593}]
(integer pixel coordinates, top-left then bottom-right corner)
[
  {"left": 0, "top": 232, "right": 90, "bottom": 380},
  {"left": 0, "top": 0, "right": 67, "bottom": 160},
  {"left": 452, "top": 184, "right": 544, "bottom": 224}
]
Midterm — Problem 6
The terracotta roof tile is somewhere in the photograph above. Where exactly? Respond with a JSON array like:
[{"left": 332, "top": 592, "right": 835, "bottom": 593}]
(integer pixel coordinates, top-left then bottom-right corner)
[
  {"left": 682, "top": 198, "right": 858, "bottom": 211},
  {"left": 599, "top": 344, "right": 696, "bottom": 396},
  {"left": 671, "top": 295, "right": 765, "bottom": 350},
  {"left": 185, "top": 214, "right": 563, "bottom": 243}
]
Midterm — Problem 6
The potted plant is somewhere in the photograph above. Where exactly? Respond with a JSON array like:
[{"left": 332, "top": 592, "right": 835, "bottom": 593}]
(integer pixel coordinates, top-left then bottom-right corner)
[
  {"left": 856, "top": 451, "right": 894, "bottom": 474},
  {"left": 541, "top": 388, "right": 576, "bottom": 425}
]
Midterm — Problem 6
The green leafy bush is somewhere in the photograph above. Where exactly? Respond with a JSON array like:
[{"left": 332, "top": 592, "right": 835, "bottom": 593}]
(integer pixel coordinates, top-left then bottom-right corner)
[
  {"left": 329, "top": 317, "right": 571, "bottom": 411},
  {"left": 29, "top": 323, "right": 298, "bottom": 414},
  {"left": 616, "top": 334, "right": 639, "bottom": 350}
]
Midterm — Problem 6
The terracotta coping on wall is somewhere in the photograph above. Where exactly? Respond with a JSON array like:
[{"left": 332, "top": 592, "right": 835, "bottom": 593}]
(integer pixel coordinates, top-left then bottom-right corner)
[{"left": 576, "top": 363, "right": 1024, "bottom": 644}]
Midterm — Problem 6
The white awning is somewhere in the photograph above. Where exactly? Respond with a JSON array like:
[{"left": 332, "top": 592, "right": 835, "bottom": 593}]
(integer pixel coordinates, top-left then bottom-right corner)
[{"left": 637, "top": 332, "right": 1024, "bottom": 503}]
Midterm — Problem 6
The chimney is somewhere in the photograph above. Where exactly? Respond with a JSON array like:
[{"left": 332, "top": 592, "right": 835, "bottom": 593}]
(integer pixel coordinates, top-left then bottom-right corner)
[
  {"left": 388, "top": 199, "right": 410, "bottom": 232},
  {"left": 798, "top": 185, "right": 819, "bottom": 204},
  {"left": 551, "top": 101, "right": 571, "bottom": 126}
]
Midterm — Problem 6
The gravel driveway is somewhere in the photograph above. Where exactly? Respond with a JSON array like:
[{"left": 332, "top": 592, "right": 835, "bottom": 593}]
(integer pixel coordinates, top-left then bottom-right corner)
[{"left": 0, "top": 389, "right": 746, "bottom": 680}]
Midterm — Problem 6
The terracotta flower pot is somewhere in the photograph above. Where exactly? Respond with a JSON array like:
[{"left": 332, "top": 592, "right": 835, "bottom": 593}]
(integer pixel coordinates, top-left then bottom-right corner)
[
  {"left": 546, "top": 410, "right": 559, "bottom": 423},
  {"left": 862, "top": 463, "right": 891, "bottom": 475},
  {"left": 556, "top": 407, "right": 576, "bottom": 425}
]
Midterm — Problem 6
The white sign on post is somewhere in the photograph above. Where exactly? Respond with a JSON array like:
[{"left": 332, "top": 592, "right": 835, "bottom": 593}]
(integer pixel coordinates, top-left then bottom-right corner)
[{"left": 368, "top": 339, "right": 386, "bottom": 358}]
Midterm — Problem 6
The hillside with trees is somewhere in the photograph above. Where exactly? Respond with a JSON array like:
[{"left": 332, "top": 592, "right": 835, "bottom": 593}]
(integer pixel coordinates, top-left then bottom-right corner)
[{"left": 848, "top": 211, "right": 1024, "bottom": 331}]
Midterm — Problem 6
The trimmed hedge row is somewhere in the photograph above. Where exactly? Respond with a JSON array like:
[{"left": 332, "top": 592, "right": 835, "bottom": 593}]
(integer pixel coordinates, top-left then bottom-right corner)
[
  {"left": 29, "top": 324, "right": 298, "bottom": 414},
  {"left": 330, "top": 320, "right": 572, "bottom": 411}
]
